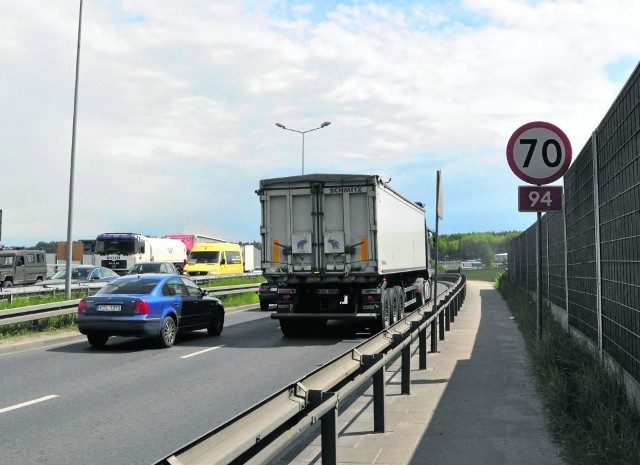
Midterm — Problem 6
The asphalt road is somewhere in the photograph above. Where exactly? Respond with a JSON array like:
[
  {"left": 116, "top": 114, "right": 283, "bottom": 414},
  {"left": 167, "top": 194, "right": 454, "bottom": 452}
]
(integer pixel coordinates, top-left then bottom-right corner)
[{"left": 0, "top": 307, "right": 370, "bottom": 465}]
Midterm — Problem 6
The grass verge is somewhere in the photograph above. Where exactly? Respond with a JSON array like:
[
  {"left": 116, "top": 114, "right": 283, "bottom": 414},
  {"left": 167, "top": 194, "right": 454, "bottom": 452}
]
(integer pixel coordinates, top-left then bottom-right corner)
[
  {"left": 496, "top": 274, "right": 640, "bottom": 465},
  {"left": 460, "top": 266, "right": 507, "bottom": 282}
]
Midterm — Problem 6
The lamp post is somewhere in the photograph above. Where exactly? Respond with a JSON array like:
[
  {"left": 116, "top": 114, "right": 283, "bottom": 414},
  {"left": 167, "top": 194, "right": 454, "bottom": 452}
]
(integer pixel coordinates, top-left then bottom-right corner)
[
  {"left": 275, "top": 121, "right": 331, "bottom": 174},
  {"left": 65, "top": 0, "right": 83, "bottom": 299}
]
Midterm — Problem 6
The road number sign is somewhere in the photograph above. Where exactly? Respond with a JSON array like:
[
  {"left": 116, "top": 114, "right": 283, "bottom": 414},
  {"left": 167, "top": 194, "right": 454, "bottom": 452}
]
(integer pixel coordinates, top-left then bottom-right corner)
[
  {"left": 507, "top": 121, "right": 572, "bottom": 184},
  {"left": 518, "top": 186, "right": 563, "bottom": 212}
]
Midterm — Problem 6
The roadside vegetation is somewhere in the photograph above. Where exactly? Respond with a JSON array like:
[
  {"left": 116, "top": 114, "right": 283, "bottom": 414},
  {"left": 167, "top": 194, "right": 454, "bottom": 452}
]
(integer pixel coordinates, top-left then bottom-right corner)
[
  {"left": 459, "top": 265, "right": 506, "bottom": 282},
  {"left": 0, "top": 275, "right": 265, "bottom": 340},
  {"left": 496, "top": 273, "right": 640, "bottom": 465}
]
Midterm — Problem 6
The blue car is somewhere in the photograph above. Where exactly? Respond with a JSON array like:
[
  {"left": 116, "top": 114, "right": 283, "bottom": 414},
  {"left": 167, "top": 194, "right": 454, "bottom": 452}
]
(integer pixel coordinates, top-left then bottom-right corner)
[{"left": 77, "top": 274, "right": 224, "bottom": 348}]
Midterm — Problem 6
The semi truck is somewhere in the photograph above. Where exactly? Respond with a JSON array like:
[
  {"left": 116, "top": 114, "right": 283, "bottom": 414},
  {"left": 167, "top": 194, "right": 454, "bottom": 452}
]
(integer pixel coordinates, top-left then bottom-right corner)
[
  {"left": 257, "top": 174, "right": 433, "bottom": 336},
  {"left": 94, "top": 233, "right": 188, "bottom": 275}
]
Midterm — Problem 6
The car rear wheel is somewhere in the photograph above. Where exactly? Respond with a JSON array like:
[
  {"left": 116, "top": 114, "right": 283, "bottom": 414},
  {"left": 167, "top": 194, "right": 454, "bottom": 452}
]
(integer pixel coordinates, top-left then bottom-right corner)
[
  {"left": 87, "top": 333, "right": 109, "bottom": 347},
  {"left": 157, "top": 316, "right": 177, "bottom": 348},
  {"left": 207, "top": 310, "right": 224, "bottom": 336}
]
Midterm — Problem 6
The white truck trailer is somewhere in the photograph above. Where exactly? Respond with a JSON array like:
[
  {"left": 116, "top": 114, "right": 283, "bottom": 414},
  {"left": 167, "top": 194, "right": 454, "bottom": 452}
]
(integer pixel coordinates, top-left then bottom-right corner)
[
  {"left": 242, "top": 244, "right": 261, "bottom": 272},
  {"left": 258, "top": 174, "right": 432, "bottom": 336},
  {"left": 94, "top": 233, "right": 188, "bottom": 275}
]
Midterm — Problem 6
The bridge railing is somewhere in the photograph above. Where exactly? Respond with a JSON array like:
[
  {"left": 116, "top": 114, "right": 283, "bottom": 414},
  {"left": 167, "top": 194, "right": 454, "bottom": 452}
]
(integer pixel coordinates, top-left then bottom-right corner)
[{"left": 154, "top": 274, "right": 466, "bottom": 465}]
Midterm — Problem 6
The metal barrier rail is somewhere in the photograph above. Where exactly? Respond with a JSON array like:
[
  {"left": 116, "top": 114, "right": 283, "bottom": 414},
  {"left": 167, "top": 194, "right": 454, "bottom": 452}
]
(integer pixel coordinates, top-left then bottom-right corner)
[
  {"left": 155, "top": 274, "right": 466, "bottom": 465},
  {"left": 0, "top": 284, "right": 261, "bottom": 327}
]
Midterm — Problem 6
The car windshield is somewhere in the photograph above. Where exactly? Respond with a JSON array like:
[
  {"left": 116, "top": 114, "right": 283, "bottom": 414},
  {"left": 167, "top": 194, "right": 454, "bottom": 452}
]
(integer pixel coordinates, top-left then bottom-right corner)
[
  {"left": 51, "top": 268, "right": 91, "bottom": 279},
  {"left": 130, "top": 263, "right": 161, "bottom": 273},
  {"left": 189, "top": 251, "right": 219, "bottom": 264},
  {"left": 0, "top": 255, "right": 14, "bottom": 268},
  {"left": 98, "top": 278, "right": 161, "bottom": 295}
]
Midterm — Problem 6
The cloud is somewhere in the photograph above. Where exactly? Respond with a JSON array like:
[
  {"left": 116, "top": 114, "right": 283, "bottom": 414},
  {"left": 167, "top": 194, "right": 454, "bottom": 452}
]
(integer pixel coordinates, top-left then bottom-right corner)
[{"left": 1, "top": 0, "right": 639, "bottom": 246}]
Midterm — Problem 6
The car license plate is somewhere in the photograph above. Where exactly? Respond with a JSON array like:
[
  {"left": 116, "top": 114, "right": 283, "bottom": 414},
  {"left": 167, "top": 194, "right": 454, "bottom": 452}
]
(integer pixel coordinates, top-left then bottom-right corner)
[{"left": 97, "top": 304, "right": 121, "bottom": 312}]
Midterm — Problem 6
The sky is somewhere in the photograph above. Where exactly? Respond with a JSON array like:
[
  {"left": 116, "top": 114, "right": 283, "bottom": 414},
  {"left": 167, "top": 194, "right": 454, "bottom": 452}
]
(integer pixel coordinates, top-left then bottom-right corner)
[{"left": 1, "top": 0, "right": 639, "bottom": 247}]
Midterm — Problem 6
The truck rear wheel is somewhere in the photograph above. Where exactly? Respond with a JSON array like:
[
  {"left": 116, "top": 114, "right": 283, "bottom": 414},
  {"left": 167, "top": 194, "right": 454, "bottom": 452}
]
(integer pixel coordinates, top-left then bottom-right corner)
[
  {"left": 393, "top": 286, "right": 405, "bottom": 320},
  {"left": 375, "top": 288, "right": 393, "bottom": 332}
]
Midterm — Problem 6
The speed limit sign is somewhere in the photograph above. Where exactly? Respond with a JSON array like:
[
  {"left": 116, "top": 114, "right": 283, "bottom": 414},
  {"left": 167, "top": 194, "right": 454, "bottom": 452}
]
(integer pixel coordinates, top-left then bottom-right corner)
[{"left": 506, "top": 121, "right": 572, "bottom": 185}]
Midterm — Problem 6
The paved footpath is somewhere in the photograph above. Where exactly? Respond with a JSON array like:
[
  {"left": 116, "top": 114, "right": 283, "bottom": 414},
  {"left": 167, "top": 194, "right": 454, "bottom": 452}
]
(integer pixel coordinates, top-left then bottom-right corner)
[{"left": 271, "top": 280, "right": 565, "bottom": 465}]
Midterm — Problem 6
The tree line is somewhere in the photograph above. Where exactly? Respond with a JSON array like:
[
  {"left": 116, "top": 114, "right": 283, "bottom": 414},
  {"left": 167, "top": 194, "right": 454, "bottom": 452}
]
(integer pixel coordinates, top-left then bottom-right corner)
[{"left": 432, "top": 231, "right": 519, "bottom": 266}]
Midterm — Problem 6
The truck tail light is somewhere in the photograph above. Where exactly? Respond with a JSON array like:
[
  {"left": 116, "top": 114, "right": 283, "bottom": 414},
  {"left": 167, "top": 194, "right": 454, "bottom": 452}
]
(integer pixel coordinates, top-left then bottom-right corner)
[
  {"left": 77, "top": 299, "right": 86, "bottom": 314},
  {"left": 278, "top": 288, "right": 295, "bottom": 302},
  {"left": 362, "top": 288, "right": 382, "bottom": 302},
  {"left": 134, "top": 300, "right": 150, "bottom": 315}
]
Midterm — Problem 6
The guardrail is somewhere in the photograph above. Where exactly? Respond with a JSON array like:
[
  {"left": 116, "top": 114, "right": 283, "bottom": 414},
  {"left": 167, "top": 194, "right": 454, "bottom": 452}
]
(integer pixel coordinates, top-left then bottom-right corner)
[
  {"left": 0, "top": 284, "right": 261, "bottom": 328},
  {"left": 155, "top": 274, "right": 466, "bottom": 465}
]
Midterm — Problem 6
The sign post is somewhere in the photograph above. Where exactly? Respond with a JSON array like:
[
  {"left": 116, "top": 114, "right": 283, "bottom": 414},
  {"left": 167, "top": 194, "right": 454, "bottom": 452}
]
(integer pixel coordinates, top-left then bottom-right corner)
[{"left": 506, "top": 121, "right": 572, "bottom": 340}]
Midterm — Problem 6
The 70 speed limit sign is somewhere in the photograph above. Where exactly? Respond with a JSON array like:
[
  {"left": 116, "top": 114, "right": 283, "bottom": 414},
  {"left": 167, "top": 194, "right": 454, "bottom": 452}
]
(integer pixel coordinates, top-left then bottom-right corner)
[{"left": 506, "top": 121, "right": 572, "bottom": 185}]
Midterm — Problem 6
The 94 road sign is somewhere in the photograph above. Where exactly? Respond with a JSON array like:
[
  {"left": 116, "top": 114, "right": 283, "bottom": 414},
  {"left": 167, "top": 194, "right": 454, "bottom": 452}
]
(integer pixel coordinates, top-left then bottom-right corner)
[
  {"left": 518, "top": 186, "right": 563, "bottom": 212},
  {"left": 506, "top": 121, "right": 572, "bottom": 185}
]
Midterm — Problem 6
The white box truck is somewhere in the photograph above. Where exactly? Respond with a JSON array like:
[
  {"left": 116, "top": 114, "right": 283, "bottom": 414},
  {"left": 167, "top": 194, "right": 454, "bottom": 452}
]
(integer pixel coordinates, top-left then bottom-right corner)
[
  {"left": 242, "top": 244, "right": 261, "bottom": 272},
  {"left": 258, "top": 174, "right": 432, "bottom": 336}
]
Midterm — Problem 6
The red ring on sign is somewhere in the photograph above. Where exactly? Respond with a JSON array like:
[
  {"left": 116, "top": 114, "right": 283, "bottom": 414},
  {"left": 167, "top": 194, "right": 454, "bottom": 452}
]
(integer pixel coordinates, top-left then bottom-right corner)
[{"left": 506, "top": 121, "right": 572, "bottom": 185}]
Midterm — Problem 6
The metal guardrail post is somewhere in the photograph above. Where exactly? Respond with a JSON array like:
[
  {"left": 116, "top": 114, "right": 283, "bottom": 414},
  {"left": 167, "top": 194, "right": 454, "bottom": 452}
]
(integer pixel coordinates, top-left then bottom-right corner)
[
  {"left": 430, "top": 317, "right": 438, "bottom": 352},
  {"left": 445, "top": 301, "right": 451, "bottom": 331},
  {"left": 412, "top": 320, "right": 427, "bottom": 370},
  {"left": 454, "top": 293, "right": 459, "bottom": 317},
  {"left": 364, "top": 354, "right": 386, "bottom": 433},
  {"left": 321, "top": 393, "right": 338, "bottom": 465},
  {"left": 308, "top": 390, "right": 338, "bottom": 465},
  {"left": 438, "top": 309, "right": 445, "bottom": 340},
  {"left": 401, "top": 342, "right": 411, "bottom": 395},
  {"left": 449, "top": 297, "right": 455, "bottom": 323}
]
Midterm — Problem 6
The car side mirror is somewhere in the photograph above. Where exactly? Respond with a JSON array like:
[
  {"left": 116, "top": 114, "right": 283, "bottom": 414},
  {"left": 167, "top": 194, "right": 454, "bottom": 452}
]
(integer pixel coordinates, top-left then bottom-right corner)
[{"left": 200, "top": 288, "right": 208, "bottom": 296}]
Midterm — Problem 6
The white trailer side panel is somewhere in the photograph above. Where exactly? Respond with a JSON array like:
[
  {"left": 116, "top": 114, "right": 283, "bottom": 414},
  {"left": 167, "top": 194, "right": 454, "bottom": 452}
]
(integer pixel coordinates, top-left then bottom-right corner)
[{"left": 375, "top": 181, "right": 427, "bottom": 274}]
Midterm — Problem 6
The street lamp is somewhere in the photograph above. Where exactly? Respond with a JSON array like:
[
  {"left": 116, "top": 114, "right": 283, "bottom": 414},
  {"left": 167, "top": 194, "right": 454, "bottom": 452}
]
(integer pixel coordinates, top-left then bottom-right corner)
[{"left": 275, "top": 121, "right": 331, "bottom": 174}]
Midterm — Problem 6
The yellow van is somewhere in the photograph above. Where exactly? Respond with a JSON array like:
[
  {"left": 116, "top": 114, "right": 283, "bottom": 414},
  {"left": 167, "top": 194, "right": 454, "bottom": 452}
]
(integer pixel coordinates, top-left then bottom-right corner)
[{"left": 183, "top": 242, "right": 244, "bottom": 276}]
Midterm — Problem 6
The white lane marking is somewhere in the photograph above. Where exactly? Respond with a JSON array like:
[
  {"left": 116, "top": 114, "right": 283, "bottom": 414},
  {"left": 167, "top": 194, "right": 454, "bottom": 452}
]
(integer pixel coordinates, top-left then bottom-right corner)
[
  {"left": 180, "top": 345, "right": 224, "bottom": 359},
  {"left": 0, "top": 395, "right": 59, "bottom": 414}
]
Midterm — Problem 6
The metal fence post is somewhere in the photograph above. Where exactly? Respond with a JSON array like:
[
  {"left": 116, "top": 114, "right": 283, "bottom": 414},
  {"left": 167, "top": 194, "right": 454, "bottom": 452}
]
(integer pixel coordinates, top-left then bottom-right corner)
[
  {"left": 401, "top": 343, "right": 411, "bottom": 395},
  {"left": 591, "top": 130, "right": 603, "bottom": 358},
  {"left": 439, "top": 309, "right": 445, "bottom": 340},
  {"left": 411, "top": 320, "right": 428, "bottom": 369},
  {"left": 430, "top": 318, "right": 438, "bottom": 352},
  {"left": 445, "top": 303, "right": 451, "bottom": 331},
  {"left": 364, "top": 354, "right": 386, "bottom": 433},
  {"left": 373, "top": 363, "right": 386, "bottom": 433},
  {"left": 321, "top": 394, "right": 338, "bottom": 465}
]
